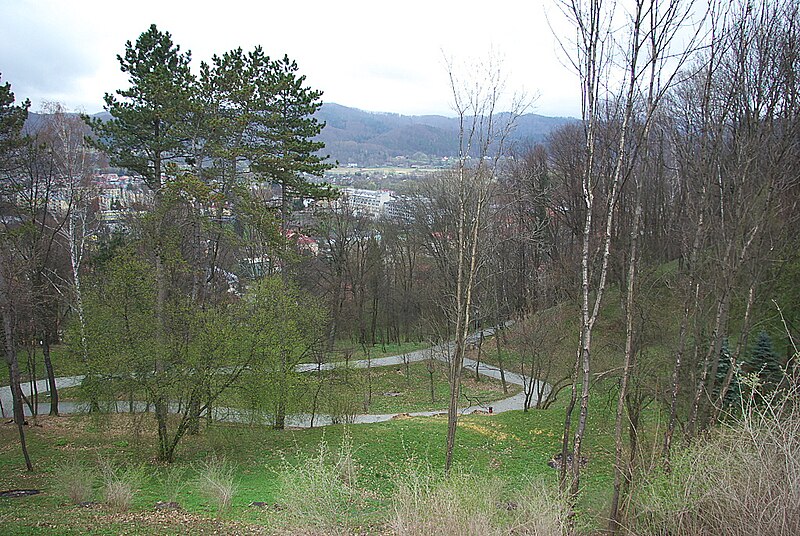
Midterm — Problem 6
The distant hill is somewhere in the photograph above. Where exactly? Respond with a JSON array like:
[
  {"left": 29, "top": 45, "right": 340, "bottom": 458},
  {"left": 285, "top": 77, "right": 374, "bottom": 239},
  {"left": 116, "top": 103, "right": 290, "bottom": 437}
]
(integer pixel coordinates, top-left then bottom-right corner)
[
  {"left": 315, "top": 103, "right": 576, "bottom": 166},
  {"left": 25, "top": 105, "right": 576, "bottom": 168},
  {"left": 23, "top": 111, "right": 108, "bottom": 133}
]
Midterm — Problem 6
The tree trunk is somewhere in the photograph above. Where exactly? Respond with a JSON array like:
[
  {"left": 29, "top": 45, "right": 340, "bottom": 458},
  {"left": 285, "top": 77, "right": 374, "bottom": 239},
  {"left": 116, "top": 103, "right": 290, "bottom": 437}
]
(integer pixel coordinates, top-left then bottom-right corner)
[
  {"left": 688, "top": 289, "right": 730, "bottom": 437},
  {"left": 274, "top": 350, "right": 288, "bottom": 430},
  {"left": 27, "top": 346, "right": 39, "bottom": 419},
  {"left": 445, "top": 338, "right": 465, "bottom": 473},
  {"left": 187, "top": 396, "right": 201, "bottom": 435},
  {"left": 154, "top": 248, "right": 171, "bottom": 460},
  {"left": 428, "top": 356, "right": 436, "bottom": 404},
  {"left": 560, "top": 350, "right": 580, "bottom": 490},
  {"left": 609, "top": 186, "right": 642, "bottom": 533},
  {"left": 1, "top": 269, "right": 33, "bottom": 471},
  {"left": 663, "top": 183, "right": 706, "bottom": 470},
  {"left": 156, "top": 400, "right": 170, "bottom": 461},
  {"left": 445, "top": 181, "right": 482, "bottom": 474},
  {"left": 8, "top": 359, "right": 33, "bottom": 471},
  {"left": 711, "top": 284, "right": 755, "bottom": 424},
  {"left": 43, "top": 337, "right": 58, "bottom": 416},
  {"left": 310, "top": 361, "right": 324, "bottom": 429}
]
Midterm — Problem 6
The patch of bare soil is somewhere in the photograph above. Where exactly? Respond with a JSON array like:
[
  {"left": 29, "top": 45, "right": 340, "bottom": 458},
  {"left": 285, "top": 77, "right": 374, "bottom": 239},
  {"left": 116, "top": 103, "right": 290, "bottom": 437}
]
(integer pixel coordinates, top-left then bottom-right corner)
[
  {"left": 0, "top": 489, "right": 40, "bottom": 498},
  {"left": 91, "top": 508, "right": 272, "bottom": 535}
]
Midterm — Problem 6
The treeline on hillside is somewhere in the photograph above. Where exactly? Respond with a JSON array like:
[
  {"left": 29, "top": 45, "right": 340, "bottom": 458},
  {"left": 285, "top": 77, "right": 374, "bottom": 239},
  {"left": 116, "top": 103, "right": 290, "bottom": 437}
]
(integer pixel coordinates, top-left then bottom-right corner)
[{"left": 530, "top": 0, "right": 800, "bottom": 532}]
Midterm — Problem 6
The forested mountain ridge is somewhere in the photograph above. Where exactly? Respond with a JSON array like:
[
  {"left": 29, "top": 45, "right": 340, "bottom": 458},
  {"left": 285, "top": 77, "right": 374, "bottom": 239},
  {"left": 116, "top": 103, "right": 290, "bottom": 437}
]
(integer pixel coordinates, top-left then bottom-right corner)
[{"left": 315, "top": 103, "right": 576, "bottom": 165}]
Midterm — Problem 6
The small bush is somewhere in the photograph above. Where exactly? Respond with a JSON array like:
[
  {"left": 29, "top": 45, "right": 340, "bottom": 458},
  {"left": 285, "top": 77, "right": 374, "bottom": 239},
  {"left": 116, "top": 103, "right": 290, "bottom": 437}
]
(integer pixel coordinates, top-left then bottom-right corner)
[
  {"left": 100, "top": 460, "right": 142, "bottom": 512},
  {"left": 54, "top": 459, "right": 96, "bottom": 505},
  {"left": 277, "top": 432, "right": 363, "bottom": 529},
  {"left": 196, "top": 456, "right": 238, "bottom": 518},
  {"left": 323, "top": 377, "right": 360, "bottom": 425}
]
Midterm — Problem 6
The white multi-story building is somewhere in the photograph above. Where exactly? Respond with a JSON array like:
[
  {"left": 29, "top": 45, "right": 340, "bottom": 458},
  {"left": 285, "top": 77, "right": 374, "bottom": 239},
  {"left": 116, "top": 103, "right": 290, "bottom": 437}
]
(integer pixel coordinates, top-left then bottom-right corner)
[
  {"left": 332, "top": 187, "right": 418, "bottom": 222},
  {"left": 337, "top": 188, "right": 394, "bottom": 218},
  {"left": 383, "top": 195, "right": 414, "bottom": 222}
]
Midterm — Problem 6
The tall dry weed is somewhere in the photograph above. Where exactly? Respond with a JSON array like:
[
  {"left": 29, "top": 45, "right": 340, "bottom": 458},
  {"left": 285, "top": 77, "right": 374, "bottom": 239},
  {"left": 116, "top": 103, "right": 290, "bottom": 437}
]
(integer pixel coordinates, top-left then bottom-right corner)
[
  {"left": 196, "top": 456, "right": 238, "bottom": 518},
  {"left": 55, "top": 459, "right": 97, "bottom": 504},
  {"left": 277, "top": 431, "right": 363, "bottom": 530},
  {"left": 391, "top": 466, "right": 567, "bottom": 536},
  {"left": 99, "top": 459, "right": 143, "bottom": 512},
  {"left": 633, "top": 370, "right": 800, "bottom": 536}
]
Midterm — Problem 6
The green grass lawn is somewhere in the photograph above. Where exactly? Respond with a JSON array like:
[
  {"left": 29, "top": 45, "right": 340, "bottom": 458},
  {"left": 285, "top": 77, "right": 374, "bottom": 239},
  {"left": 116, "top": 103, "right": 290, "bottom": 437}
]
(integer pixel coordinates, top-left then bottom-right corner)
[
  {"left": 476, "top": 266, "right": 686, "bottom": 391},
  {"left": 0, "top": 403, "right": 618, "bottom": 535},
  {"left": 0, "top": 334, "right": 641, "bottom": 534},
  {"left": 314, "top": 361, "right": 520, "bottom": 415}
]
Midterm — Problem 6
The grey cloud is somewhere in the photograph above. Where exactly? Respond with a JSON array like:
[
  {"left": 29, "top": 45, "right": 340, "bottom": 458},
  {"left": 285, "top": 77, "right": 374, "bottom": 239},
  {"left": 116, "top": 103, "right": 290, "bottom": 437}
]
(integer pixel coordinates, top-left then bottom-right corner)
[{"left": 0, "top": 6, "right": 99, "bottom": 103}]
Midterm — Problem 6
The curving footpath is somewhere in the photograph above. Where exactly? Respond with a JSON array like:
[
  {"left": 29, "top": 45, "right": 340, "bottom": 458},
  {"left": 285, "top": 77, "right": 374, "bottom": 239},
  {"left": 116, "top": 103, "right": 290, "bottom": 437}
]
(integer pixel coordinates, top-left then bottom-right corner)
[{"left": 1, "top": 327, "right": 550, "bottom": 425}]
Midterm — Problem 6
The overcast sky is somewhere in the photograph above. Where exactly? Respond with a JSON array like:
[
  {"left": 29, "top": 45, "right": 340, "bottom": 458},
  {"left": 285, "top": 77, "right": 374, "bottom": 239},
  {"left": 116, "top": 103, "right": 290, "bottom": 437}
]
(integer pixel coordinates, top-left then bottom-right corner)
[{"left": 0, "top": 0, "right": 581, "bottom": 118}]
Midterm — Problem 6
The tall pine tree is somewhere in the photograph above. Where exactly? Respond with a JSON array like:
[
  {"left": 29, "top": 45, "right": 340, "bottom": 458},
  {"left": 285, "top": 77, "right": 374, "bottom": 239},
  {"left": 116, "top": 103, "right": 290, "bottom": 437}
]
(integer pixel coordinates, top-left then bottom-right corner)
[
  {"left": 85, "top": 26, "right": 337, "bottom": 450},
  {"left": 251, "top": 54, "right": 334, "bottom": 226},
  {"left": 87, "top": 24, "right": 195, "bottom": 190},
  {"left": 86, "top": 25, "right": 196, "bottom": 461},
  {"left": 746, "top": 331, "right": 784, "bottom": 392}
]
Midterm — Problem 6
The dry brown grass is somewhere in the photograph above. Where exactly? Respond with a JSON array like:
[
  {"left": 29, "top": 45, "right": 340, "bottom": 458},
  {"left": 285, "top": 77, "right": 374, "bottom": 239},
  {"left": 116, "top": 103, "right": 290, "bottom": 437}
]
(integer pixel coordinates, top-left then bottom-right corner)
[
  {"left": 277, "top": 434, "right": 365, "bottom": 531},
  {"left": 391, "top": 469, "right": 567, "bottom": 536},
  {"left": 632, "top": 378, "right": 800, "bottom": 536},
  {"left": 55, "top": 458, "right": 97, "bottom": 504},
  {"left": 100, "top": 459, "right": 143, "bottom": 512},
  {"left": 195, "top": 456, "right": 238, "bottom": 519}
]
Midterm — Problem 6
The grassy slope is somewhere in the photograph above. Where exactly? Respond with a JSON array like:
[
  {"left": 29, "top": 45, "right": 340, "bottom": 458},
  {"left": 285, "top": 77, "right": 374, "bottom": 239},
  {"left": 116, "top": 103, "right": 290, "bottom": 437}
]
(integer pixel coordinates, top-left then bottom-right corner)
[{"left": 0, "top": 405, "right": 617, "bottom": 534}]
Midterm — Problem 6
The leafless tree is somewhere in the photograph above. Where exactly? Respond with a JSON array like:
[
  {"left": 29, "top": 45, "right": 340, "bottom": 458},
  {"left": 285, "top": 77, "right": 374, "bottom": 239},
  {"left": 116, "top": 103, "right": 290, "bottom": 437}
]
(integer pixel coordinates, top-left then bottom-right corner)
[
  {"left": 553, "top": 0, "right": 703, "bottom": 524},
  {"left": 553, "top": 0, "right": 618, "bottom": 509},
  {"left": 605, "top": 0, "right": 704, "bottom": 529},
  {"left": 431, "top": 54, "right": 529, "bottom": 473},
  {"left": 38, "top": 102, "right": 99, "bottom": 413}
]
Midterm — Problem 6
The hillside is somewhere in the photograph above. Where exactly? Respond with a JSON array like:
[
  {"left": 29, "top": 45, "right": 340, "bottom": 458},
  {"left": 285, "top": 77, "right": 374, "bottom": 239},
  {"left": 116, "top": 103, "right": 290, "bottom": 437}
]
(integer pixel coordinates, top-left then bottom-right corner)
[{"left": 315, "top": 103, "right": 576, "bottom": 166}]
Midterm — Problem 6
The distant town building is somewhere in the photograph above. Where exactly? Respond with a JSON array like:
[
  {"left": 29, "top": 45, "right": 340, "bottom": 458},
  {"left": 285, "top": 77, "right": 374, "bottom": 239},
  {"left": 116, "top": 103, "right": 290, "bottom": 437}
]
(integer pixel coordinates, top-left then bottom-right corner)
[
  {"left": 337, "top": 188, "right": 394, "bottom": 218},
  {"left": 326, "top": 187, "right": 418, "bottom": 222},
  {"left": 383, "top": 195, "right": 414, "bottom": 222}
]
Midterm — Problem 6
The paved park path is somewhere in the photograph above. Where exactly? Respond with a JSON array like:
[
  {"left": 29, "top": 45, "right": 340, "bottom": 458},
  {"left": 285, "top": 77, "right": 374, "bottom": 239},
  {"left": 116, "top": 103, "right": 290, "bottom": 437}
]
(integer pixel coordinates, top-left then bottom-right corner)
[{"left": 1, "top": 326, "right": 550, "bottom": 426}]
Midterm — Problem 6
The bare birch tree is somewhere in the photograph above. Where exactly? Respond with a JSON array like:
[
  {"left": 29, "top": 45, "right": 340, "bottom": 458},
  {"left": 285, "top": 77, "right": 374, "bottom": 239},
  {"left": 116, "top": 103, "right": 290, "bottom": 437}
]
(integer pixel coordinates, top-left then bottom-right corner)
[
  {"left": 606, "top": 0, "right": 704, "bottom": 529},
  {"left": 553, "top": 0, "right": 702, "bottom": 520},
  {"left": 553, "top": 0, "right": 616, "bottom": 506},
  {"left": 38, "top": 102, "right": 99, "bottom": 414},
  {"left": 433, "top": 55, "right": 528, "bottom": 473}
]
